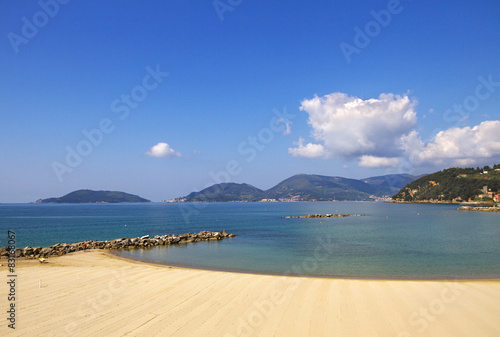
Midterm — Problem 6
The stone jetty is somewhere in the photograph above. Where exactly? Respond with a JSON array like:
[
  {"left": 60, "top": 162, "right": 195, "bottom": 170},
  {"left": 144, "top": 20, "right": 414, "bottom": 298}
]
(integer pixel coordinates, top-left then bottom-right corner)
[
  {"left": 0, "top": 230, "right": 236, "bottom": 259},
  {"left": 457, "top": 206, "right": 500, "bottom": 212},
  {"left": 281, "top": 214, "right": 365, "bottom": 219}
]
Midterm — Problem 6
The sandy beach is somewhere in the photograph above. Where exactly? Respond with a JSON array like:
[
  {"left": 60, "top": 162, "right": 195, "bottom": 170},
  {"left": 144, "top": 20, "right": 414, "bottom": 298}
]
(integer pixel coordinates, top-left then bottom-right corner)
[{"left": 2, "top": 251, "right": 500, "bottom": 337}]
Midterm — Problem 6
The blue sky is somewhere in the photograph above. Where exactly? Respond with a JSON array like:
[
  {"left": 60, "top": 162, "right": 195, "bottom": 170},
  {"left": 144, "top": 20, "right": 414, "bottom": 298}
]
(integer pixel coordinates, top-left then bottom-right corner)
[{"left": 1, "top": 0, "right": 500, "bottom": 202}]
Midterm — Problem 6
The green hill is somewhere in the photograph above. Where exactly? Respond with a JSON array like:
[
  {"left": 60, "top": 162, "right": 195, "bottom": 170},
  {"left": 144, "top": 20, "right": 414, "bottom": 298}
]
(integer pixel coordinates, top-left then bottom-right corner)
[
  {"left": 37, "top": 189, "right": 151, "bottom": 203},
  {"left": 392, "top": 164, "right": 500, "bottom": 202},
  {"left": 266, "top": 174, "right": 385, "bottom": 201},
  {"left": 362, "top": 173, "right": 424, "bottom": 192},
  {"left": 180, "top": 173, "right": 420, "bottom": 202},
  {"left": 184, "top": 183, "right": 264, "bottom": 202}
]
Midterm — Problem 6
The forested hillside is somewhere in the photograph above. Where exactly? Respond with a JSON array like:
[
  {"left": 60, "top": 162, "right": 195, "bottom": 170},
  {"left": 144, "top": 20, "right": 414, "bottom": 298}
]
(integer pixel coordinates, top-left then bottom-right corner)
[{"left": 392, "top": 165, "right": 500, "bottom": 202}]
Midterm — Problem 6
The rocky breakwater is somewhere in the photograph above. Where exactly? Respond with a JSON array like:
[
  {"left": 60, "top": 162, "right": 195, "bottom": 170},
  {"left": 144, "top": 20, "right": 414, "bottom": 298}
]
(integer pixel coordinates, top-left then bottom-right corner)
[
  {"left": 0, "top": 231, "right": 236, "bottom": 259},
  {"left": 282, "top": 214, "right": 365, "bottom": 219},
  {"left": 457, "top": 206, "right": 500, "bottom": 212}
]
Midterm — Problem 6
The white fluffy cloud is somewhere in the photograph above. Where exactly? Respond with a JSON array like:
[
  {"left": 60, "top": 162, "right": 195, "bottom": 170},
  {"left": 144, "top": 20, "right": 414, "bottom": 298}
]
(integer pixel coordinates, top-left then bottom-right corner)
[
  {"left": 404, "top": 121, "right": 500, "bottom": 167},
  {"left": 290, "top": 91, "right": 500, "bottom": 169},
  {"left": 289, "top": 92, "right": 417, "bottom": 165},
  {"left": 146, "top": 142, "right": 181, "bottom": 158},
  {"left": 359, "top": 155, "right": 400, "bottom": 168},
  {"left": 288, "top": 137, "right": 325, "bottom": 158}
]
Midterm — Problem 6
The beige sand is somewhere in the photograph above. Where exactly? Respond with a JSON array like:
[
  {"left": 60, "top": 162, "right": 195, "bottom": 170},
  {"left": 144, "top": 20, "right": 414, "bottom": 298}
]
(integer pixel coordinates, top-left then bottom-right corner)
[{"left": 1, "top": 251, "right": 499, "bottom": 337}]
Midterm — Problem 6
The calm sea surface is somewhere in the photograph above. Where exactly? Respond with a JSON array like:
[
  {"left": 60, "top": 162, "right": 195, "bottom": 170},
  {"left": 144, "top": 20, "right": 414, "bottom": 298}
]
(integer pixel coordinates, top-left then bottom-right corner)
[{"left": 1, "top": 202, "right": 499, "bottom": 279}]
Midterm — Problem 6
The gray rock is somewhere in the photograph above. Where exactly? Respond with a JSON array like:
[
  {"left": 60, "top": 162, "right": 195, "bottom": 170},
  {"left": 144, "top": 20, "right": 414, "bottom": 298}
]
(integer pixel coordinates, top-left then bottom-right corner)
[
  {"left": 15, "top": 248, "right": 23, "bottom": 258},
  {"left": 0, "top": 230, "right": 237, "bottom": 258}
]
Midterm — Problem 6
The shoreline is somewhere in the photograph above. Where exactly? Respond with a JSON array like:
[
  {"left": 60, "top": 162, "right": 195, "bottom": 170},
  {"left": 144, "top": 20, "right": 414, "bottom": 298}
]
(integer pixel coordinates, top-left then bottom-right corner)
[
  {"left": 389, "top": 200, "right": 463, "bottom": 204},
  {"left": 6, "top": 231, "right": 499, "bottom": 281},
  {"left": 110, "top": 250, "right": 500, "bottom": 281},
  {"left": 3, "top": 250, "right": 500, "bottom": 336},
  {"left": 458, "top": 205, "right": 500, "bottom": 212}
]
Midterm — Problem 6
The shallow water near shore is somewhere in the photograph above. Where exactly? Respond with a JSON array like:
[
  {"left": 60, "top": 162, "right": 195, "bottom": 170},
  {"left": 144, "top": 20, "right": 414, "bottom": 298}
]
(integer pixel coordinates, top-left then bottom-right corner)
[{"left": 2, "top": 202, "right": 500, "bottom": 278}]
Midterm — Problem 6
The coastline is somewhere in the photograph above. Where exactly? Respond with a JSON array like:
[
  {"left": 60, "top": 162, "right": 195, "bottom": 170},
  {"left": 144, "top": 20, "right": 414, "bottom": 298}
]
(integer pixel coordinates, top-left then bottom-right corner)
[
  {"left": 110, "top": 250, "right": 500, "bottom": 281},
  {"left": 2, "top": 251, "right": 500, "bottom": 336},
  {"left": 389, "top": 200, "right": 463, "bottom": 204},
  {"left": 458, "top": 206, "right": 500, "bottom": 212}
]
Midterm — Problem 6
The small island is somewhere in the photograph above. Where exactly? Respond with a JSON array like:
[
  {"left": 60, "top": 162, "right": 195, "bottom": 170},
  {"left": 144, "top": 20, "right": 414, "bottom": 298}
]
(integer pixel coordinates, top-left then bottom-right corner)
[
  {"left": 281, "top": 214, "right": 365, "bottom": 219},
  {"left": 35, "top": 189, "right": 151, "bottom": 203}
]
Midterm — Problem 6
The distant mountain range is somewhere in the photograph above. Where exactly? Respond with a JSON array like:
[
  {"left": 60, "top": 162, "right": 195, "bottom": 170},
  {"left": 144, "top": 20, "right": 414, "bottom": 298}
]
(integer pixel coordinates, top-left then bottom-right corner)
[
  {"left": 170, "top": 173, "right": 421, "bottom": 202},
  {"left": 36, "top": 189, "right": 150, "bottom": 203}
]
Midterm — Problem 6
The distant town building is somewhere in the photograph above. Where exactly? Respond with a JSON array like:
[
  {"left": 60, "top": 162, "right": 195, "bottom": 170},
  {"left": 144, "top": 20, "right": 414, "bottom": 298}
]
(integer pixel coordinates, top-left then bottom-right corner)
[
  {"left": 162, "top": 197, "right": 186, "bottom": 202},
  {"left": 278, "top": 195, "right": 301, "bottom": 202},
  {"left": 479, "top": 186, "right": 495, "bottom": 199}
]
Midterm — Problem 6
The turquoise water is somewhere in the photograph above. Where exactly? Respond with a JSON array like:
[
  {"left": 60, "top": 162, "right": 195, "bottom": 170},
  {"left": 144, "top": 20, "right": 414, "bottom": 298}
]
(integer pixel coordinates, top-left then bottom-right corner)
[{"left": 1, "top": 202, "right": 499, "bottom": 278}]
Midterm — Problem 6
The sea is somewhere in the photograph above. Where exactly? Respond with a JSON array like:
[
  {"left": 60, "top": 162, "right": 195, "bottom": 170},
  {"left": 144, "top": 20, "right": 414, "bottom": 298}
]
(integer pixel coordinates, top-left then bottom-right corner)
[{"left": 1, "top": 202, "right": 499, "bottom": 279}]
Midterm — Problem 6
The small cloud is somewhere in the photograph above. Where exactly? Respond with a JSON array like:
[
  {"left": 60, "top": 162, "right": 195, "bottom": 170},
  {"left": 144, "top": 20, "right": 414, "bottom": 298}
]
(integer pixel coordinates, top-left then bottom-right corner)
[
  {"left": 359, "top": 155, "right": 400, "bottom": 168},
  {"left": 146, "top": 142, "right": 181, "bottom": 158},
  {"left": 288, "top": 137, "right": 325, "bottom": 158},
  {"left": 276, "top": 118, "right": 293, "bottom": 135}
]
